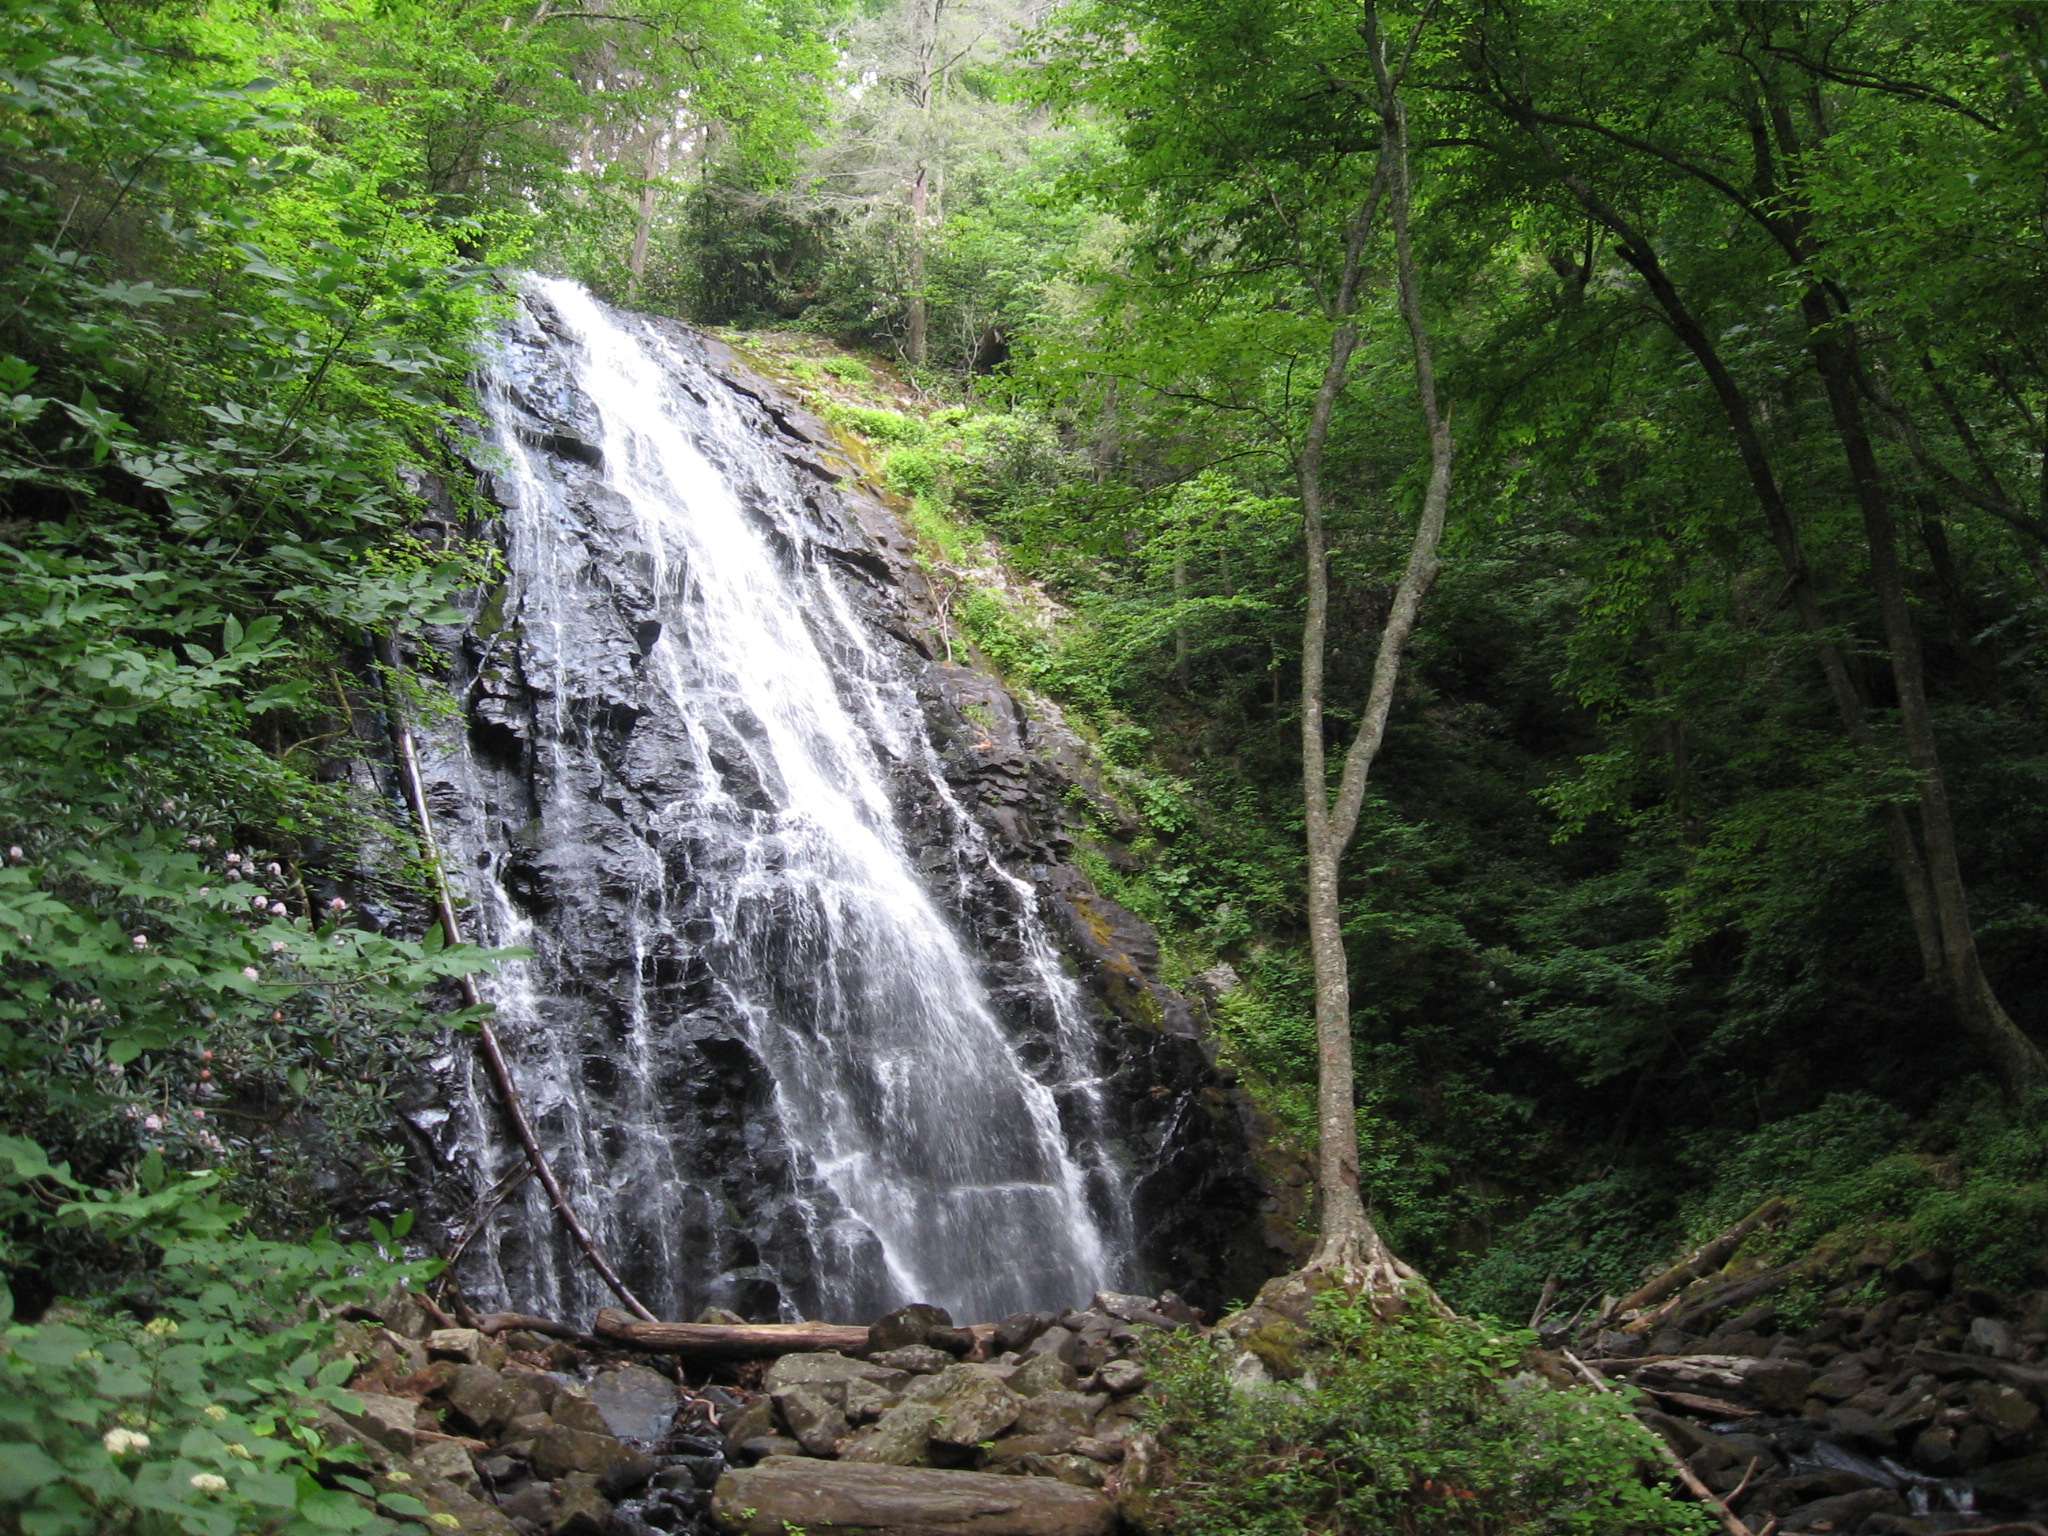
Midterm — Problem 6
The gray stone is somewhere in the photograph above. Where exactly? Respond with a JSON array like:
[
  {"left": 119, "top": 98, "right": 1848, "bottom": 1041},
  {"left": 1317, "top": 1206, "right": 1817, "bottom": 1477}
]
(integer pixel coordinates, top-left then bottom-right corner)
[
  {"left": 548, "top": 1389, "right": 611, "bottom": 1438},
  {"left": 843, "top": 1377, "right": 894, "bottom": 1424},
  {"left": 444, "top": 1365, "right": 541, "bottom": 1438},
  {"left": 839, "top": 1400, "right": 936, "bottom": 1466},
  {"left": 1967, "top": 1379, "right": 2041, "bottom": 1439},
  {"left": 764, "top": 1352, "right": 908, "bottom": 1401},
  {"left": 528, "top": 1426, "right": 654, "bottom": 1497},
  {"left": 427, "top": 1328, "right": 506, "bottom": 1370},
  {"left": 982, "top": 1432, "right": 1077, "bottom": 1470},
  {"left": 1823, "top": 1405, "right": 1895, "bottom": 1453},
  {"left": 1746, "top": 1357, "right": 1815, "bottom": 1412},
  {"left": 873, "top": 1344, "right": 955, "bottom": 1375},
  {"left": 927, "top": 1326, "right": 977, "bottom": 1357},
  {"left": 339, "top": 1391, "right": 419, "bottom": 1454},
  {"left": 722, "top": 1398, "right": 776, "bottom": 1453},
  {"left": 773, "top": 1384, "right": 851, "bottom": 1457},
  {"left": 929, "top": 1372, "right": 1024, "bottom": 1449},
  {"left": 1069, "top": 1437, "right": 1124, "bottom": 1464},
  {"left": 1781, "top": 1488, "right": 1904, "bottom": 1532},
  {"left": 588, "top": 1366, "right": 678, "bottom": 1443},
  {"left": 549, "top": 1475, "right": 612, "bottom": 1536},
  {"left": 867, "top": 1303, "right": 952, "bottom": 1355},
  {"left": 1015, "top": 1392, "right": 1099, "bottom": 1440},
  {"left": 1970, "top": 1317, "right": 2022, "bottom": 1361},
  {"left": 1093, "top": 1359, "right": 1146, "bottom": 1397},
  {"left": 1010, "top": 1355, "right": 1079, "bottom": 1398},
  {"left": 994, "top": 1313, "right": 1055, "bottom": 1357},
  {"left": 736, "top": 1435, "right": 802, "bottom": 1463},
  {"left": 409, "top": 1438, "right": 480, "bottom": 1494},
  {"left": 1021, "top": 1327, "right": 1078, "bottom": 1367},
  {"left": 712, "top": 1455, "right": 1115, "bottom": 1535}
]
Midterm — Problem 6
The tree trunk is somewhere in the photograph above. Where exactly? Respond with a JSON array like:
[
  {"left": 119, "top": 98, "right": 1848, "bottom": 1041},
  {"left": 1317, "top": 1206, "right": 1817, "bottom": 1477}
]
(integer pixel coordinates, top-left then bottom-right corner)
[
  {"left": 1497, "top": 108, "right": 1952, "bottom": 993},
  {"left": 1798, "top": 298, "right": 2048, "bottom": 1096},
  {"left": 1296, "top": 19, "right": 1449, "bottom": 1307},
  {"left": 627, "top": 136, "right": 660, "bottom": 299},
  {"left": 905, "top": 167, "right": 928, "bottom": 366}
]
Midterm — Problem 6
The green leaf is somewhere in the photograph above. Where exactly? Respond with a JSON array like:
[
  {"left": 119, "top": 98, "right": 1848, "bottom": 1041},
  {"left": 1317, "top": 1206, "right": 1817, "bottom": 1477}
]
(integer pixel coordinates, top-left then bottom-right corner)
[{"left": 0, "top": 1443, "right": 65, "bottom": 1500}]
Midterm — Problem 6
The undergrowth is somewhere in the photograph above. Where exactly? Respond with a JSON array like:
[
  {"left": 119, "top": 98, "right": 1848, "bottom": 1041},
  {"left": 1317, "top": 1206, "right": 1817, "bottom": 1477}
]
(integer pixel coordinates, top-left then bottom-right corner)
[{"left": 1138, "top": 1294, "right": 1709, "bottom": 1536}]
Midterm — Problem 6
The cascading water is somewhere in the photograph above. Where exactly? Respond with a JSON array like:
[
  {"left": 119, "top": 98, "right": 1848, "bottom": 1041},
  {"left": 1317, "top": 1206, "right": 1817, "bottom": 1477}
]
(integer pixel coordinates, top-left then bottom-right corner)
[{"left": 420, "top": 278, "right": 1130, "bottom": 1324}]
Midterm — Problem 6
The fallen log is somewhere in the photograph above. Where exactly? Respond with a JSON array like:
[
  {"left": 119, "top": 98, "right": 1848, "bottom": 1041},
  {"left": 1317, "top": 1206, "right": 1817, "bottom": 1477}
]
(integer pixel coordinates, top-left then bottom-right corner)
[
  {"left": 1668, "top": 1262, "right": 1804, "bottom": 1335},
  {"left": 476, "top": 1312, "right": 581, "bottom": 1341},
  {"left": 1604, "top": 1197, "right": 1791, "bottom": 1330},
  {"left": 594, "top": 1308, "right": 871, "bottom": 1358},
  {"left": 1561, "top": 1350, "right": 1759, "bottom": 1536}
]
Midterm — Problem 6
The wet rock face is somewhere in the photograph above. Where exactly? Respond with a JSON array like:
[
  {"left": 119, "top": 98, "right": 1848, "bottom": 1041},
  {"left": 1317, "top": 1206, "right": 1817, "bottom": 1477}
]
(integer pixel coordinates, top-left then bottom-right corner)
[{"left": 406, "top": 282, "right": 1285, "bottom": 1324}]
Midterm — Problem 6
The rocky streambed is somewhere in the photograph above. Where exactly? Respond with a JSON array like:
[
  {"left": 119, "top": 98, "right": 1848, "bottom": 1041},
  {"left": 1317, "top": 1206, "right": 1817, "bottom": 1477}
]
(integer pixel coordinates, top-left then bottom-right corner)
[
  {"left": 1559, "top": 1247, "right": 2048, "bottom": 1534},
  {"left": 320, "top": 1290, "right": 1193, "bottom": 1536}
]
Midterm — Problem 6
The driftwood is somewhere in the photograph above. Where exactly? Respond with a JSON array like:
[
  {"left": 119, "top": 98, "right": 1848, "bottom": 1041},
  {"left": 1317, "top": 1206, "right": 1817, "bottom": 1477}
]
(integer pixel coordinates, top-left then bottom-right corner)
[
  {"left": 1642, "top": 1388, "right": 1761, "bottom": 1419},
  {"left": 477, "top": 1312, "right": 582, "bottom": 1341},
  {"left": 1606, "top": 1198, "right": 1791, "bottom": 1329},
  {"left": 380, "top": 641, "right": 656, "bottom": 1325},
  {"left": 1667, "top": 1261, "right": 1805, "bottom": 1335},
  {"left": 1562, "top": 1350, "right": 1759, "bottom": 1536},
  {"left": 595, "top": 1308, "right": 871, "bottom": 1358}
]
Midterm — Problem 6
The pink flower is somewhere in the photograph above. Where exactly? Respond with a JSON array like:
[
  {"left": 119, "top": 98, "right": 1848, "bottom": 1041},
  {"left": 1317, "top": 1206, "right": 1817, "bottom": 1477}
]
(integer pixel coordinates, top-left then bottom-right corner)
[
  {"left": 7, "top": 845, "right": 23, "bottom": 862},
  {"left": 328, "top": 897, "right": 347, "bottom": 912},
  {"left": 250, "top": 896, "right": 266, "bottom": 911},
  {"left": 240, "top": 966, "right": 259, "bottom": 981},
  {"left": 268, "top": 902, "right": 286, "bottom": 917},
  {"left": 191, "top": 1109, "right": 204, "bottom": 1120},
  {"left": 142, "top": 1114, "right": 163, "bottom": 1131},
  {"left": 131, "top": 934, "right": 148, "bottom": 948}
]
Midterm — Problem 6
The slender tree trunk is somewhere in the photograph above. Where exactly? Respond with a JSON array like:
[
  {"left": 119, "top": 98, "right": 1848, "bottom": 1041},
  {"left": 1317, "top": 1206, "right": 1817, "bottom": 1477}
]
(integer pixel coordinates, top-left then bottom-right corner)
[
  {"left": 1172, "top": 552, "right": 1190, "bottom": 689},
  {"left": 627, "top": 136, "right": 660, "bottom": 299},
  {"left": 905, "top": 168, "right": 929, "bottom": 366},
  {"left": 1297, "top": 21, "right": 1448, "bottom": 1305},
  {"left": 903, "top": 0, "right": 942, "bottom": 367},
  {"left": 1799, "top": 302, "right": 2048, "bottom": 1096},
  {"left": 1499, "top": 110, "right": 1949, "bottom": 992}
]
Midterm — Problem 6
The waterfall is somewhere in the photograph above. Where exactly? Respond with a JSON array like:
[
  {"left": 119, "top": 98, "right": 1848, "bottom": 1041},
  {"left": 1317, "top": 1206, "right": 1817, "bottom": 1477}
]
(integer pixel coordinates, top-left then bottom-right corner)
[{"left": 422, "top": 278, "right": 1128, "bottom": 1325}]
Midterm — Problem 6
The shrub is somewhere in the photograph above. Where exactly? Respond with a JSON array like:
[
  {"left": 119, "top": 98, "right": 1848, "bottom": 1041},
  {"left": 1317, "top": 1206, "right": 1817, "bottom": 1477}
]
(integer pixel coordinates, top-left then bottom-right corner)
[{"left": 1140, "top": 1294, "right": 1708, "bottom": 1536}]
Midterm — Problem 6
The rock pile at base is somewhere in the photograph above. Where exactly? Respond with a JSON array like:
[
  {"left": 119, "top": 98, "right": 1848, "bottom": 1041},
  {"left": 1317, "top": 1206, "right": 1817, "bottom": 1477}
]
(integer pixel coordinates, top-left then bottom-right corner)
[
  {"left": 321, "top": 1290, "right": 1193, "bottom": 1536},
  {"left": 1563, "top": 1254, "right": 2048, "bottom": 1534}
]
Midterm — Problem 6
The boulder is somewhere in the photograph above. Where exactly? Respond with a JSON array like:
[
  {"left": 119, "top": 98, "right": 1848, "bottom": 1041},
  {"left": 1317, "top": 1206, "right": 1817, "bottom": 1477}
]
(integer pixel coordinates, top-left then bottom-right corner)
[
  {"left": 839, "top": 1399, "right": 936, "bottom": 1466},
  {"left": 766, "top": 1352, "right": 909, "bottom": 1401},
  {"left": 712, "top": 1455, "right": 1115, "bottom": 1535},
  {"left": 1972, "top": 1448, "right": 2048, "bottom": 1502},
  {"left": 722, "top": 1397, "right": 777, "bottom": 1452},
  {"left": 994, "top": 1313, "right": 1056, "bottom": 1357},
  {"left": 549, "top": 1475, "right": 613, "bottom": 1536},
  {"left": 1010, "top": 1355, "right": 1079, "bottom": 1398},
  {"left": 1021, "top": 1327, "right": 1078, "bottom": 1367},
  {"left": 1014, "top": 1392, "right": 1100, "bottom": 1440},
  {"left": 408, "top": 1470, "right": 521, "bottom": 1536},
  {"left": 443, "top": 1364, "right": 540, "bottom": 1438},
  {"left": 929, "top": 1372, "right": 1025, "bottom": 1449},
  {"left": 548, "top": 1391, "right": 612, "bottom": 1438},
  {"left": 426, "top": 1328, "right": 506, "bottom": 1370},
  {"left": 1968, "top": 1317, "right": 2021, "bottom": 1361},
  {"left": 774, "top": 1384, "right": 852, "bottom": 1457},
  {"left": 928, "top": 1326, "right": 978, "bottom": 1358},
  {"left": 1967, "top": 1379, "right": 2041, "bottom": 1440},
  {"left": 409, "top": 1439, "right": 480, "bottom": 1494},
  {"left": 845, "top": 1377, "right": 895, "bottom": 1424},
  {"left": 589, "top": 1366, "right": 679, "bottom": 1442},
  {"left": 868, "top": 1304, "right": 953, "bottom": 1356},
  {"left": 1781, "top": 1488, "right": 1905, "bottom": 1532},
  {"left": 1746, "top": 1357, "right": 1815, "bottom": 1412},
  {"left": 339, "top": 1391, "right": 419, "bottom": 1454},
  {"left": 874, "top": 1344, "right": 956, "bottom": 1375},
  {"left": 982, "top": 1432, "right": 1078, "bottom": 1470},
  {"left": 528, "top": 1426, "right": 655, "bottom": 1497},
  {"left": 1094, "top": 1360, "right": 1146, "bottom": 1397}
]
